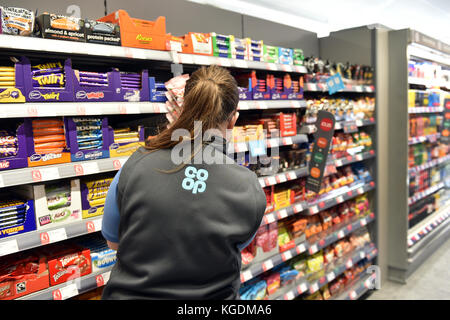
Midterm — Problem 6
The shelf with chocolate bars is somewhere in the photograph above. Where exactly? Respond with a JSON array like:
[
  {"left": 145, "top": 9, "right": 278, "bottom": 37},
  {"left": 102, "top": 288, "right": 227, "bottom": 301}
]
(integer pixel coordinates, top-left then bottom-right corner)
[
  {"left": 0, "top": 156, "right": 128, "bottom": 188},
  {"left": 303, "top": 82, "right": 375, "bottom": 93},
  {"left": 16, "top": 266, "right": 113, "bottom": 300},
  {"left": 0, "top": 215, "right": 103, "bottom": 257},
  {"left": 172, "top": 51, "right": 308, "bottom": 73}
]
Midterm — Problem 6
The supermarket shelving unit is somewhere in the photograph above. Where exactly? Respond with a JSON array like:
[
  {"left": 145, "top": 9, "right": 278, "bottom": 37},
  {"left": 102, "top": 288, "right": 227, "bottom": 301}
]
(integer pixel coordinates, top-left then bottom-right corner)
[
  {"left": 0, "top": 30, "right": 378, "bottom": 299},
  {"left": 387, "top": 29, "right": 450, "bottom": 283}
]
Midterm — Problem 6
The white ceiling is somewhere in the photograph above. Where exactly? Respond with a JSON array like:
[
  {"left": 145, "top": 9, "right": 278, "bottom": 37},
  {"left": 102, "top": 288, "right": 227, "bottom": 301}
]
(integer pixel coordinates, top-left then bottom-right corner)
[{"left": 187, "top": 0, "right": 450, "bottom": 44}]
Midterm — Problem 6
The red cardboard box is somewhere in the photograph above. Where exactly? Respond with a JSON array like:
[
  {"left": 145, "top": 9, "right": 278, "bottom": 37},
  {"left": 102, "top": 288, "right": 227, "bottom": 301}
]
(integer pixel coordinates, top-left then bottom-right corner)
[
  {"left": 41, "top": 244, "right": 92, "bottom": 286},
  {"left": 0, "top": 253, "right": 49, "bottom": 300}
]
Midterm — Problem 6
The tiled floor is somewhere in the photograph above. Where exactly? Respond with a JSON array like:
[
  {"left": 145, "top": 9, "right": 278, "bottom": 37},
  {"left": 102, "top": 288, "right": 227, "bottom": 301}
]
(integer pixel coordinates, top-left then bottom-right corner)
[{"left": 368, "top": 237, "right": 450, "bottom": 300}]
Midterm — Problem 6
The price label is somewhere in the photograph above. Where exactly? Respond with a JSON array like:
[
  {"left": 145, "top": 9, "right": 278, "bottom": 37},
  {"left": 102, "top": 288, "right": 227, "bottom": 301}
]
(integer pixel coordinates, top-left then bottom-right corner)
[
  {"left": 356, "top": 154, "right": 363, "bottom": 161},
  {"left": 336, "top": 195, "right": 344, "bottom": 203},
  {"left": 217, "top": 58, "right": 232, "bottom": 67},
  {"left": 294, "top": 203, "right": 303, "bottom": 213},
  {"left": 335, "top": 159, "right": 343, "bottom": 167},
  {"left": 266, "top": 63, "right": 278, "bottom": 71},
  {"left": 282, "top": 250, "right": 292, "bottom": 261},
  {"left": 276, "top": 174, "right": 287, "bottom": 183},
  {"left": 241, "top": 270, "right": 253, "bottom": 283},
  {"left": 259, "top": 179, "right": 266, "bottom": 188},
  {"left": 76, "top": 105, "right": 86, "bottom": 115},
  {"left": 86, "top": 219, "right": 102, "bottom": 233},
  {"left": 257, "top": 101, "right": 268, "bottom": 109},
  {"left": 40, "top": 228, "right": 67, "bottom": 245},
  {"left": 40, "top": 167, "right": 60, "bottom": 181},
  {"left": 298, "top": 283, "right": 308, "bottom": 294},
  {"left": 180, "top": 54, "right": 194, "bottom": 64},
  {"left": 346, "top": 259, "right": 353, "bottom": 268},
  {"left": 238, "top": 102, "right": 249, "bottom": 110},
  {"left": 277, "top": 209, "right": 288, "bottom": 219},
  {"left": 194, "top": 55, "right": 211, "bottom": 65},
  {"left": 296, "top": 243, "right": 306, "bottom": 254},
  {"left": 355, "top": 86, "right": 363, "bottom": 92},
  {"left": 264, "top": 214, "right": 275, "bottom": 225},
  {"left": 349, "top": 291, "right": 357, "bottom": 300},
  {"left": 310, "top": 282, "right": 319, "bottom": 293},
  {"left": 267, "top": 177, "right": 277, "bottom": 186},
  {"left": 0, "top": 175, "right": 4, "bottom": 188},
  {"left": 355, "top": 120, "right": 363, "bottom": 126},
  {"left": 337, "top": 230, "right": 345, "bottom": 239},
  {"left": 262, "top": 259, "right": 274, "bottom": 271},
  {"left": 360, "top": 218, "right": 367, "bottom": 226},
  {"left": 81, "top": 162, "right": 99, "bottom": 175},
  {"left": 52, "top": 289, "right": 63, "bottom": 300},
  {"left": 357, "top": 187, "right": 364, "bottom": 194},
  {"left": 234, "top": 59, "right": 248, "bottom": 69},
  {"left": 287, "top": 171, "right": 297, "bottom": 180},
  {"left": 359, "top": 251, "right": 366, "bottom": 259},
  {"left": 283, "top": 137, "right": 293, "bottom": 145},
  {"left": 0, "top": 239, "right": 19, "bottom": 256},
  {"left": 268, "top": 139, "right": 279, "bottom": 148},
  {"left": 291, "top": 101, "right": 301, "bottom": 108},
  {"left": 309, "top": 244, "right": 318, "bottom": 254},
  {"left": 281, "top": 65, "right": 293, "bottom": 72},
  {"left": 310, "top": 206, "right": 319, "bottom": 214},
  {"left": 126, "top": 104, "right": 140, "bottom": 114},
  {"left": 58, "top": 283, "right": 79, "bottom": 300},
  {"left": 285, "top": 291, "right": 295, "bottom": 300},
  {"left": 327, "top": 272, "right": 335, "bottom": 282}
]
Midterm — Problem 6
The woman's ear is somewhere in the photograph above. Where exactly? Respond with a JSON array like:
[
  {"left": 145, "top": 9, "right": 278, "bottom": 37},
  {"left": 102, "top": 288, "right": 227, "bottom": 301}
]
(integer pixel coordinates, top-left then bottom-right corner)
[{"left": 227, "top": 111, "right": 239, "bottom": 129}]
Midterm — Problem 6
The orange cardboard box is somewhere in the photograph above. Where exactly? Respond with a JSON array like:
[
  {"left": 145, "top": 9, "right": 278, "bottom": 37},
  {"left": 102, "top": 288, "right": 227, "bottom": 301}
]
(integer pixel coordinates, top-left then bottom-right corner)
[
  {"left": 98, "top": 10, "right": 168, "bottom": 50},
  {"left": 182, "top": 32, "right": 213, "bottom": 56}
]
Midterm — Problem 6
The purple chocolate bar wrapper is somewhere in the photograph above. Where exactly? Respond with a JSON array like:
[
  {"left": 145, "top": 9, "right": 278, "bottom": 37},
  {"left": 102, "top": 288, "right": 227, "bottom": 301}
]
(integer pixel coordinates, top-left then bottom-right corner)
[
  {"left": 79, "top": 77, "right": 108, "bottom": 83},
  {"left": 78, "top": 71, "right": 107, "bottom": 77},
  {"left": 79, "top": 82, "right": 108, "bottom": 87},
  {"left": 31, "top": 68, "right": 63, "bottom": 76}
]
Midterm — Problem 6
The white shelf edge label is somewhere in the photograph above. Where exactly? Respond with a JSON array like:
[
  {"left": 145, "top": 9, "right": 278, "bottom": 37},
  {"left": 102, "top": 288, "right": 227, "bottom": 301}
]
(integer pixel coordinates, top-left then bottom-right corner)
[
  {"left": 285, "top": 291, "right": 295, "bottom": 300},
  {"left": 265, "top": 214, "right": 275, "bottom": 224},
  {"left": 297, "top": 243, "right": 306, "bottom": 253},
  {"left": 282, "top": 250, "right": 292, "bottom": 261},
  {"left": 298, "top": 283, "right": 307, "bottom": 293},
  {"left": 59, "top": 283, "right": 79, "bottom": 300},
  {"left": 327, "top": 272, "right": 335, "bottom": 282},
  {"left": 241, "top": 270, "right": 253, "bottom": 282},
  {"left": 263, "top": 259, "right": 274, "bottom": 271},
  {"left": 40, "top": 167, "right": 60, "bottom": 181},
  {"left": 278, "top": 209, "right": 288, "bottom": 219},
  {"left": 82, "top": 162, "right": 100, "bottom": 175},
  {"left": 41, "top": 228, "right": 67, "bottom": 244},
  {"left": 310, "top": 282, "right": 319, "bottom": 293},
  {"left": 267, "top": 177, "right": 277, "bottom": 185},
  {"left": 287, "top": 171, "right": 297, "bottom": 180},
  {"left": 0, "top": 239, "right": 19, "bottom": 256}
]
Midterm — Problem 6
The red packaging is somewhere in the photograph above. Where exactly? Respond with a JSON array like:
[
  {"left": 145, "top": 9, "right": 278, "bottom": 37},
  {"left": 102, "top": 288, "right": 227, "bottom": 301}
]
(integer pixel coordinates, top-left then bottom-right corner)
[
  {"left": 41, "top": 244, "right": 92, "bottom": 286},
  {"left": 0, "top": 253, "right": 49, "bottom": 300},
  {"left": 268, "top": 223, "right": 278, "bottom": 251},
  {"left": 265, "top": 272, "right": 280, "bottom": 295}
]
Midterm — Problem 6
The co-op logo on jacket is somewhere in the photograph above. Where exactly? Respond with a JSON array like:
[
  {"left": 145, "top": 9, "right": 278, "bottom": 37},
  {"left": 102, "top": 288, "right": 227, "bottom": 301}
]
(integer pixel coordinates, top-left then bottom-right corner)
[{"left": 182, "top": 166, "right": 208, "bottom": 194}]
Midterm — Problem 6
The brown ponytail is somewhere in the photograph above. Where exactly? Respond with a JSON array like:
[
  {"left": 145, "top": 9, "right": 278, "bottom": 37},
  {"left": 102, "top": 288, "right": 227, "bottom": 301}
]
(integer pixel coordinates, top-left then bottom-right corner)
[{"left": 145, "top": 65, "right": 239, "bottom": 151}]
